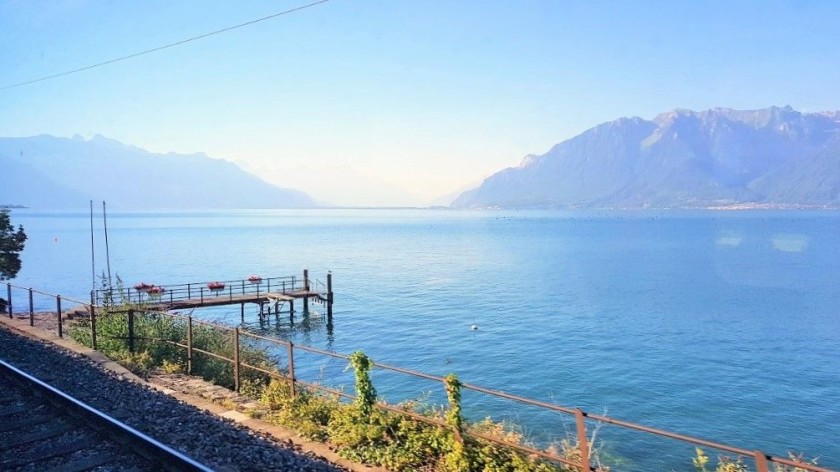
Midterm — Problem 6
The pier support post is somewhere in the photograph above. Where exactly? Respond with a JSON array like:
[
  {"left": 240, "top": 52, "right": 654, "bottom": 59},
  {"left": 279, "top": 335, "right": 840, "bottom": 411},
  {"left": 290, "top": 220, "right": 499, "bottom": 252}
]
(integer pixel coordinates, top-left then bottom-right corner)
[
  {"left": 240, "top": 303, "right": 245, "bottom": 323},
  {"left": 303, "top": 269, "right": 310, "bottom": 314},
  {"left": 327, "top": 271, "right": 333, "bottom": 320}
]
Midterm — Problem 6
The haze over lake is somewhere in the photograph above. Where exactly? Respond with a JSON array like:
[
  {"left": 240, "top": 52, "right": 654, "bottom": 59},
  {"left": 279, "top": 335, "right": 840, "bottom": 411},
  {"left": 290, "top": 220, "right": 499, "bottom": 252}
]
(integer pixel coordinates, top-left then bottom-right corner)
[{"left": 11, "top": 208, "right": 839, "bottom": 470}]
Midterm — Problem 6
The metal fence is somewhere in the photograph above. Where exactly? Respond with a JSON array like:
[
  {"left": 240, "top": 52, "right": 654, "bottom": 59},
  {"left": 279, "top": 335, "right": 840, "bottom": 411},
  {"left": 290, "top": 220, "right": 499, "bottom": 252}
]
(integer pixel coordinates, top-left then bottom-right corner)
[
  {"left": 2, "top": 282, "right": 832, "bottom": 472},
  {"left": 93, "top": 275, "right": 311, "bottom": 307}
]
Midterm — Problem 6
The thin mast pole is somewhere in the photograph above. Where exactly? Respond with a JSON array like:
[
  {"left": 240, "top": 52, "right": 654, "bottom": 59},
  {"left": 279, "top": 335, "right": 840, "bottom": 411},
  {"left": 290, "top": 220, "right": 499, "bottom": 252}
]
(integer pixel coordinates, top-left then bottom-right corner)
[
  {"left": 103, "top": 201, "right": 113, "bottom": 289},
  {"left": 90, "top": 200, "right": 96, "bottom": 293}
]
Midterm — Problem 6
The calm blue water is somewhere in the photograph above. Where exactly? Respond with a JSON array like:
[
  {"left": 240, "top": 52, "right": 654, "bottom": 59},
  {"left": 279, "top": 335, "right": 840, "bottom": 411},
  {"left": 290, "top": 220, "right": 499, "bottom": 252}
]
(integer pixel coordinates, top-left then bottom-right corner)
[{"left": 9, "top": 209, "right": 840, "bottom": 470}]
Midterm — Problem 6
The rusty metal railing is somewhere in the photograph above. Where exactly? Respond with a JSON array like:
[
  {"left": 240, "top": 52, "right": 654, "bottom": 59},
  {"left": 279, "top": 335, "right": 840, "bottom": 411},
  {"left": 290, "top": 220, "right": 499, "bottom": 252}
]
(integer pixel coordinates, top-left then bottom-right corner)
[{"left": 3, "top": 282, "right": 832, "bottom": 472}]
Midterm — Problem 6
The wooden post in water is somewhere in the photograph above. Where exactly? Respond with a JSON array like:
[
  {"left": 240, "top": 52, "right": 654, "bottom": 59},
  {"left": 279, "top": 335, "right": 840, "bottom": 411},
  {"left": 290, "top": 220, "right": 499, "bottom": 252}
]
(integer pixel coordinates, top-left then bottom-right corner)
[
  {"left": 327, "top": 272, "right": 333, "bottom": 320},
  {"left": 303, "top": 269, "right": 309, "bottom": 313}
]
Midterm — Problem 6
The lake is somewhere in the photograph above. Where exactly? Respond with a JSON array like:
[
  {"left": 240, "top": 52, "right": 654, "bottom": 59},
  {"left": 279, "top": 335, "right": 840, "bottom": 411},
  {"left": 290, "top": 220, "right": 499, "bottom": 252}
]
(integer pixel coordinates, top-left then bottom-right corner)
[{"left": 9, "top": 208, "right": 839, "bottom": 470}]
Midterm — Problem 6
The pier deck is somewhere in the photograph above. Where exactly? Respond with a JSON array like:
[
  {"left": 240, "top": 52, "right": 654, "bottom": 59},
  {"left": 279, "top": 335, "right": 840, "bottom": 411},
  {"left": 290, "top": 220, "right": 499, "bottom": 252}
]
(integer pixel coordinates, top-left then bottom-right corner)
[{"left": 94, "top": 272, "right": 333, "bottom": 318}]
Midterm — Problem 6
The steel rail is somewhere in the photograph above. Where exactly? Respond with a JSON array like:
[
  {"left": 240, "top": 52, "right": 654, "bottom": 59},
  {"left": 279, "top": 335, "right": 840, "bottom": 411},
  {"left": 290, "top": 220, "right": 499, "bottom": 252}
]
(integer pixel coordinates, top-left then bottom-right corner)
[{"left": 0, "top": 359, "right": 212, "bottom": 472}]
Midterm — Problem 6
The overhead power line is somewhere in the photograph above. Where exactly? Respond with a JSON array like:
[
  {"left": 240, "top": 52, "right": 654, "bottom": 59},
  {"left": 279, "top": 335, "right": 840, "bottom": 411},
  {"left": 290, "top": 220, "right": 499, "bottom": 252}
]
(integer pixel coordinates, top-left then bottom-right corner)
[{"left": 0, "top": 0, "right": 331, "bottom": 91}]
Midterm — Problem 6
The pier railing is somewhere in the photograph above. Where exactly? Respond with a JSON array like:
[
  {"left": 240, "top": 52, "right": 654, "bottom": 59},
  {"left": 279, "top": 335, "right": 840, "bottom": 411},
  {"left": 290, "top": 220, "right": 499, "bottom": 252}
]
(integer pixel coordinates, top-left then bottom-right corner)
[
  {"left": 93, "top": 275, "right": 313, "bottom": 307},
  {"left": 2, "top": 281, "right": 832, "bottom": 472}
]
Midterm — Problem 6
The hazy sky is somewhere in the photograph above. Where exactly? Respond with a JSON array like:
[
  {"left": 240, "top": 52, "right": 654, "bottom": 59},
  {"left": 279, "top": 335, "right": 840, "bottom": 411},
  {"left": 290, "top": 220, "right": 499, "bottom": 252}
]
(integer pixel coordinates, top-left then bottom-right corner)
[{"left": 2, "top": 1, "right": 839, "bottom": 206}]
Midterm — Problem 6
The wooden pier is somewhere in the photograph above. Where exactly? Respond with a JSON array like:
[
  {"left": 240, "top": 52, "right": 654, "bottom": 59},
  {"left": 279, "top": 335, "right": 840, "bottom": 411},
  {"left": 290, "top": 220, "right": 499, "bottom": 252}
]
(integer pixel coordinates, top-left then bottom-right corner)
[{"left": 94, "top": 270, "right": 334, "bottom": 323}]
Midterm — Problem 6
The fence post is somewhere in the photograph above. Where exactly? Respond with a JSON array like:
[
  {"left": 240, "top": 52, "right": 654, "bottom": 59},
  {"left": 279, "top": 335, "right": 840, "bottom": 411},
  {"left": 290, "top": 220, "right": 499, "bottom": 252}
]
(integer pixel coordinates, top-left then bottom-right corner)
[
  {"left": 187, "top": 316, "right": 193, "bottom": 375},
  {"left": 233, "top": 328, "right": 241, "bottom": 392},
  {"left": 753, "top": 451, "right": 769, "bottom": 472},
  {"left": 187, "top": 283, "right": 191, "bottom": 300},
  {"left": 267, "top": 278, "right": 270, "bottom": 293},
  {"left": 241, "top": 280, "right": 245, "bottom": 295},
  {"left": 229, "top": 284, "right": 233, "bottom": 301},
  {"left": 56, "top": 295, "right": 63, "bottom": 338},
  {"left": 6, "top": 283, "right": 11, "bottom": 318},
  {"left": 287, "top": 341, "right": 296, "bottom": 397},
  {"left": 29, "top": 288, "right": 34, "bottom": 326},
  {"left": 303, "top": 269, "right": 309, "bottom": 291},
  {"left": 90, "top": 303, "right": 97, "bottom": 350},
  {"left": 574, "top": 409, "right": 591, "bottom": 472},
  {"left": 200, "top": 287, "right": 204, "bottom": 303},
  {"left": 127, "top": 309, "right": 135, "bottom": 353}
]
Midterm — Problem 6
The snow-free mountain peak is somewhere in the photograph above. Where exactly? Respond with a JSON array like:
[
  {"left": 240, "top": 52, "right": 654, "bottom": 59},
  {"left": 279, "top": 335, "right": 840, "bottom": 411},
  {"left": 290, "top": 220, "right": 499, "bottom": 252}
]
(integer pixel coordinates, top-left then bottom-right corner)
[{"left": 453, "top": 106, "right": 840, "bottom": 209}]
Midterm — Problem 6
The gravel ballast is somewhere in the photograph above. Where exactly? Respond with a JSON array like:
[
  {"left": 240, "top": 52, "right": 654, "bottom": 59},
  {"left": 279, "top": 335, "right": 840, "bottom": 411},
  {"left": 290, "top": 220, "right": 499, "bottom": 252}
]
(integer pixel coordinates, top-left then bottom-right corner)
[{"left": 0, "top": 326, "right": 347, "bottom": 472}]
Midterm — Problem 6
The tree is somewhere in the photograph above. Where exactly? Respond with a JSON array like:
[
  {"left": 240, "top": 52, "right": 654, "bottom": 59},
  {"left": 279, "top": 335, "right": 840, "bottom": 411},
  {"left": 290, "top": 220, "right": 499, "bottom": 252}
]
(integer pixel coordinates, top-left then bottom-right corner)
[{"left": 0, "top": 209, "right": 27, "bottom": 280}]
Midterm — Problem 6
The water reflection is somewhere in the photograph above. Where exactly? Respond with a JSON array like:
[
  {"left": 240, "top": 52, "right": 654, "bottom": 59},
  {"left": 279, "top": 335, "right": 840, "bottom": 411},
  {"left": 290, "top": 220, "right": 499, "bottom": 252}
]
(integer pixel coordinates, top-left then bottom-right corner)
[{"left": 771, "top": 233, "right": 809, "bottom": 252}]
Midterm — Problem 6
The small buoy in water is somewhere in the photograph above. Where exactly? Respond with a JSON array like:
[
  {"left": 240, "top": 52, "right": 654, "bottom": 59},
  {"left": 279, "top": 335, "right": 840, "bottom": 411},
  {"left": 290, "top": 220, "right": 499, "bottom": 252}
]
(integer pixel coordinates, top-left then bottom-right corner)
[{"left": 470, "top": 324, "right": 478, "bottom": 330}]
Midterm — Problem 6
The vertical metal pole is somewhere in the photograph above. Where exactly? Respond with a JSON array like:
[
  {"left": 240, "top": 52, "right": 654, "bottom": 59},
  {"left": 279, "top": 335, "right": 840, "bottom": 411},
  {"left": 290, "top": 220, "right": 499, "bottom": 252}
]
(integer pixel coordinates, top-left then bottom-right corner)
[
  {"left": 200, "top": 287, "right": 204, "bottom": 304},
  {"left": 187, "top": 316, "right": 193, "bottom": 375},
  {"left": 127, "top": 309, "right": 135, "bottom": 353},
  {"left": 187, "top": 283, "right": 191, "bottom": 300},
  {"left": 303, "top": 269, "right": 309, "bottom": 291},
  {"left": 6, "top": 283, "right": 11, "bottom": 318},
  {"left": 267, "top": 278, "right": 270, "bottom": 293},
  {"left": 282, "top": 281, "right": 285, "bottom": 293},
  {"left": 233, "top": 328, "right": 241, "bottom": 392},
  {"left": 241, "top": 280, "right": 245, "bottom": 295},
  {"left": 229, "top": 284, "right": 233, "bottom": 301},
  {"left": 287, "top": 341, "right": 296, "bottom": 397},
  {"left": 56, "top": 295, "right": 63, "bottom": 338},
  {"left": 240, "top": 303, "right": 245, "bottom": 323},
  {"left": 28, "top": 288, "right": 34, "bottom": 326},
  {"left": 574, "top": 409, "right": 590, "bottom": 472},
  {"left": 753, "top": 451, "right": 769, "bottom": 472},
  {"left": 102, "top": 201, "right": 112, "bottom": 290},
  {"left": 90, "top": 200, "right": 96, "bottom": 294}
]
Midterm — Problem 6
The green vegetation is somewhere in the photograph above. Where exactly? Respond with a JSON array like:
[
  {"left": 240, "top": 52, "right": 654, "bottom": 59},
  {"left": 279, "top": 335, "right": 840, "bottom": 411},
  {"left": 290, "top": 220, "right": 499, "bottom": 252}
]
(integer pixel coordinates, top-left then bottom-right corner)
[
  {"left": 69, "top": 282, "right": 275, "bottom": 387},
  {"left": 0, "top": 208, "right": 27, "bottom": 281},
  {"left": 692, "top": 448, "right": 820, "bottom": 472},
  {"left": 68, "top": 293, "right": 818, "bottom": 472},
  {"left": 68, "top": 298, "right": 591, "bottom": 471}
]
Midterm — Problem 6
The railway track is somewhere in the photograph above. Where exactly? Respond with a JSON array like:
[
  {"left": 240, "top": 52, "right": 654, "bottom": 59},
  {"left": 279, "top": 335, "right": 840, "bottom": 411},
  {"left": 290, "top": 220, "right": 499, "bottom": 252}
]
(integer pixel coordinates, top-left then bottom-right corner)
[{"left": 0, "top": 359, "right": 212, "bottom": 472}]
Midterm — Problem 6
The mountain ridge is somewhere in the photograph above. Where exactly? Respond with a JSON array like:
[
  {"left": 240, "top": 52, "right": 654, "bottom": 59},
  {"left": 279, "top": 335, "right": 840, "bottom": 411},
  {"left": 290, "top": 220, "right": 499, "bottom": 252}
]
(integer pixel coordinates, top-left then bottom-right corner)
[
  {"left": 0, "top": 134, "right": 319, "bottom": 210},
  {"left": 452, "top": 106, "right": 840, "bottom": 209}
]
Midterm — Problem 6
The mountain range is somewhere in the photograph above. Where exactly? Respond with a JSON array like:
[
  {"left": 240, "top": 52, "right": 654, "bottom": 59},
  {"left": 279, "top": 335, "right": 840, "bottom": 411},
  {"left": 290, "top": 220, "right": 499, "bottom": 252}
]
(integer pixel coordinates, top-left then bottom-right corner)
[
  {"left": 0, "top": 134, "right": 317, "bottom": 209},
  {"left": 452, "top": 106, "right": 840, "bottom": 209}
]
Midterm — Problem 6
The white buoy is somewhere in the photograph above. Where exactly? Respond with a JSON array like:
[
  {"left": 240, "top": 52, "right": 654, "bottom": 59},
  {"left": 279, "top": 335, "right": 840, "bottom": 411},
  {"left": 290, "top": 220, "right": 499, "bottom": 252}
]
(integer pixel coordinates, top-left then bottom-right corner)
[{"left": 471, "top": 324, "right": 478, "bottom": 330}]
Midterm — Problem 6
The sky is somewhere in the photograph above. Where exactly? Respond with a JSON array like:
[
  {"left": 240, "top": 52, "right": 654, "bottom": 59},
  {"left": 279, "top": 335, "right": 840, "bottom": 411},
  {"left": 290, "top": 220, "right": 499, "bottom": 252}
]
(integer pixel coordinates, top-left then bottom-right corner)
[{"left": 2, "top": 0, "right": 840, "bottom": 206}]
